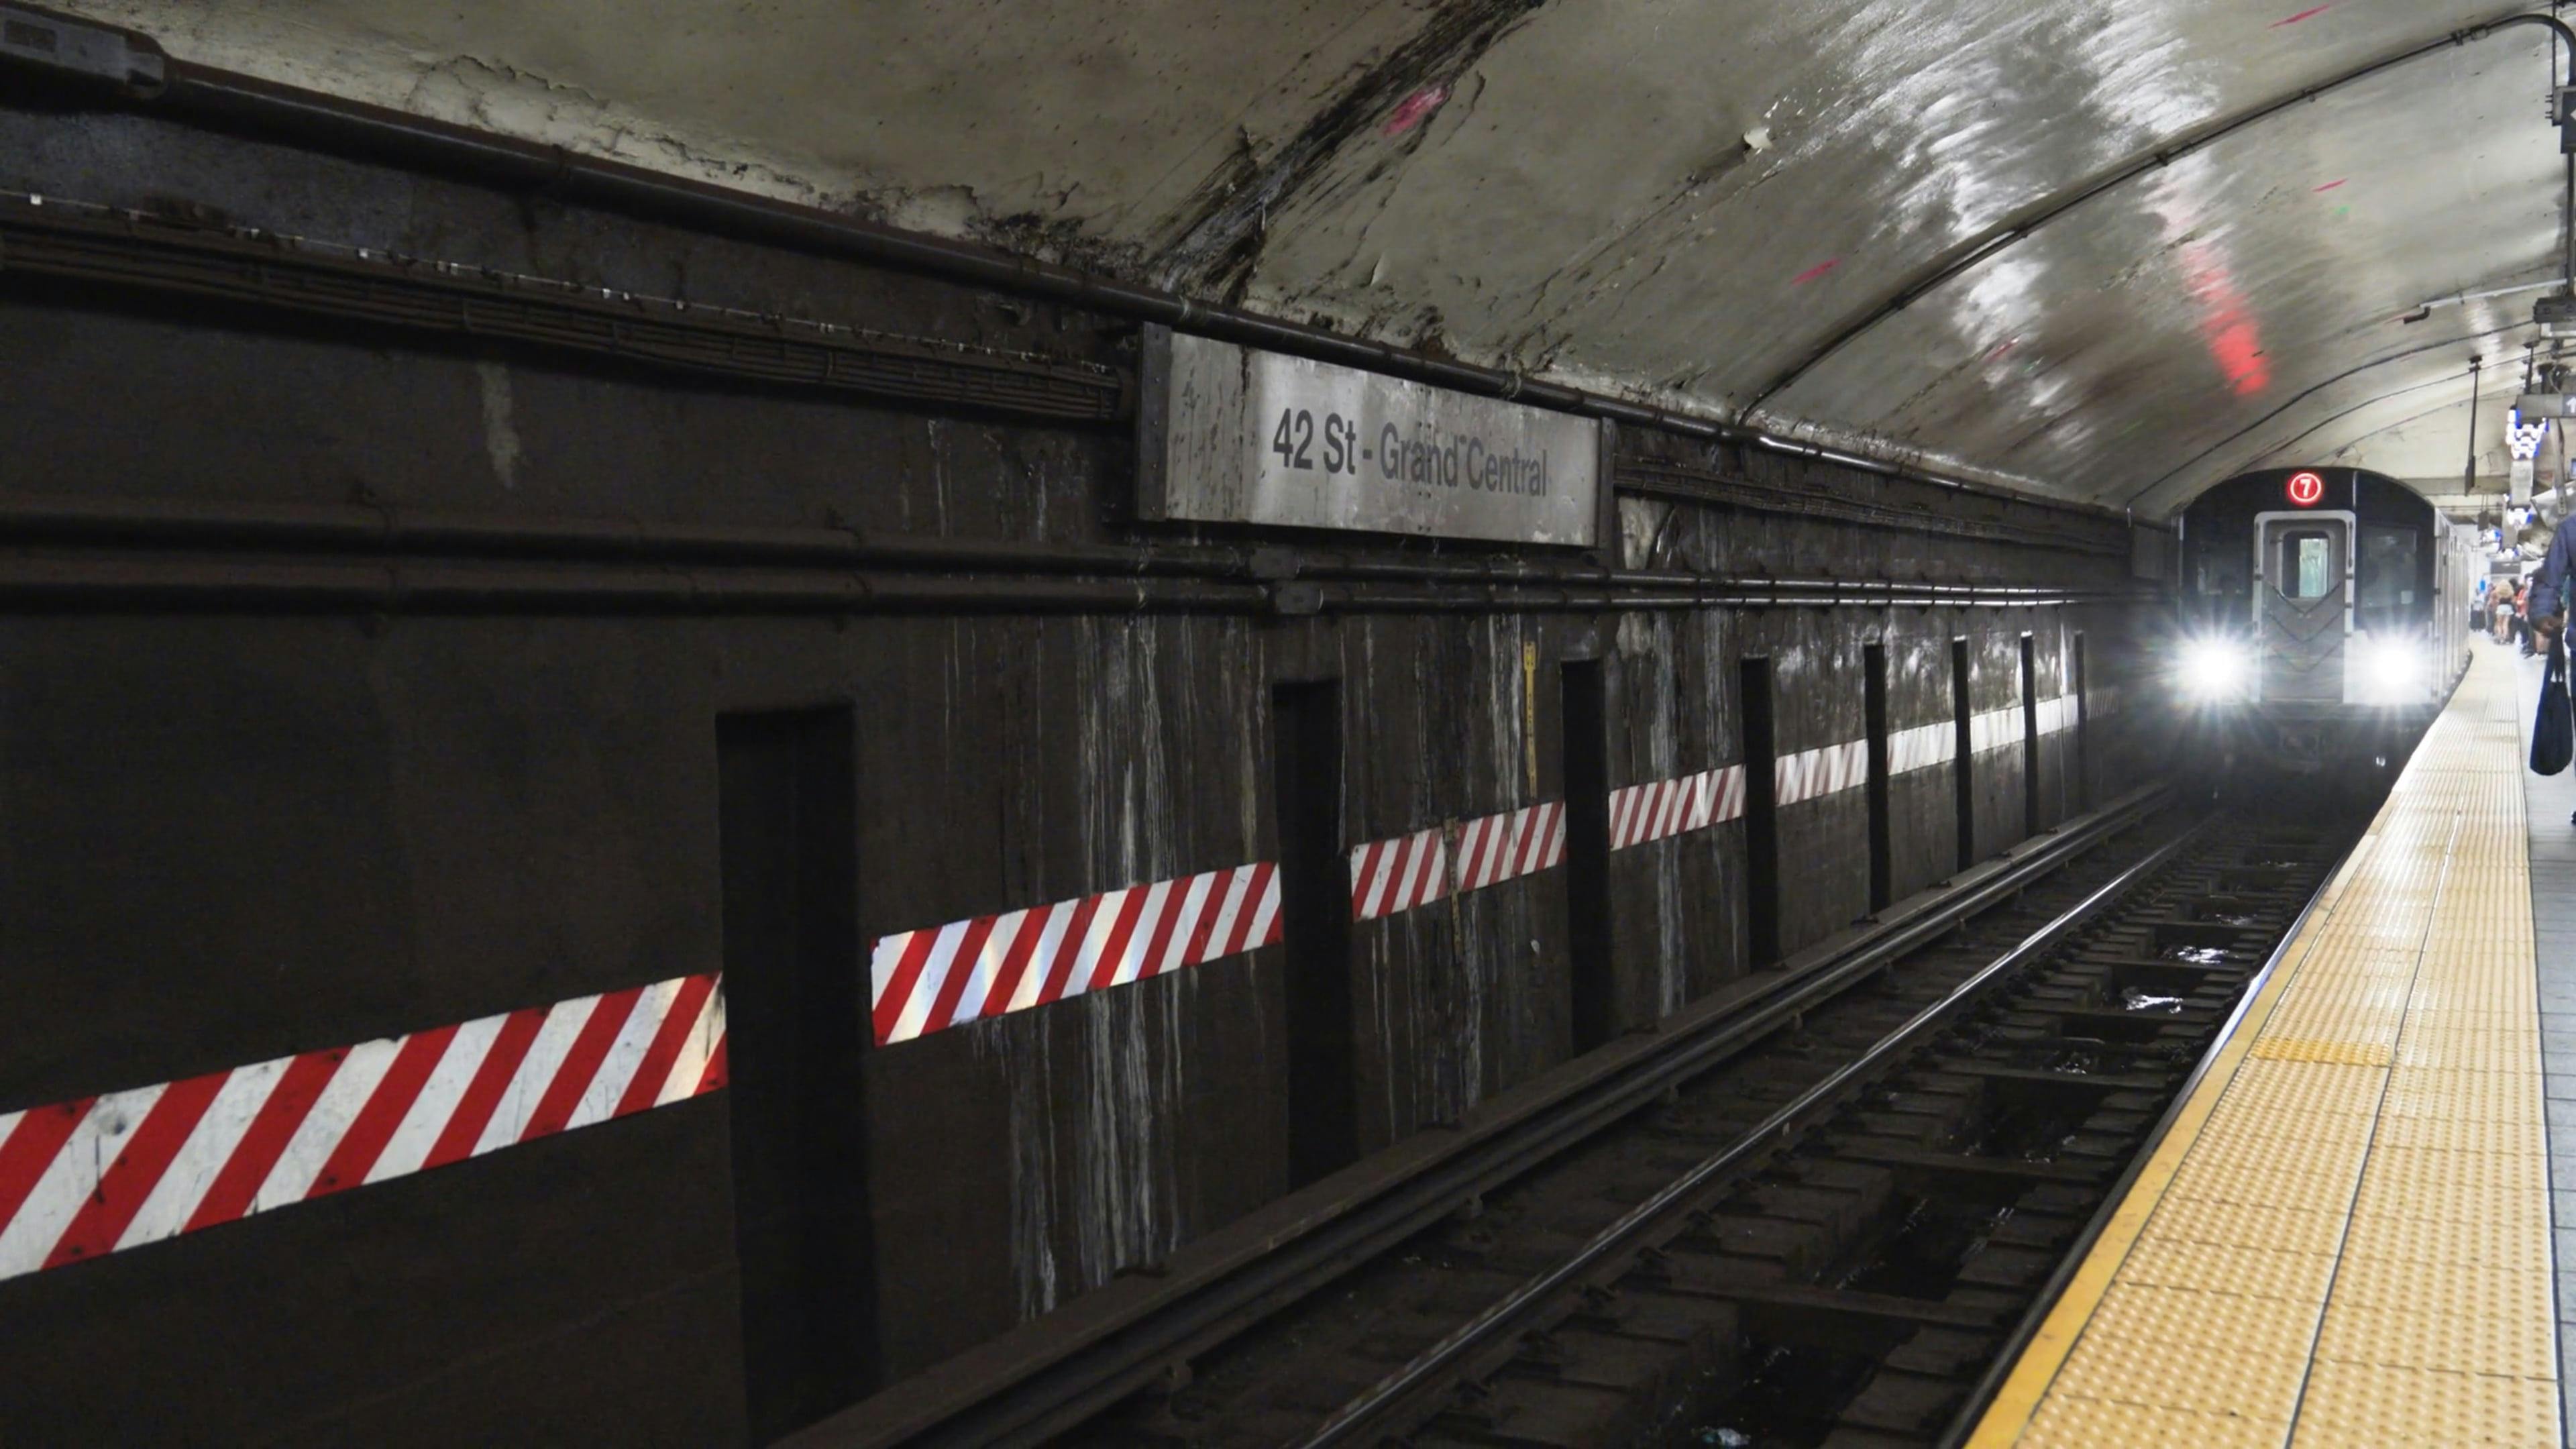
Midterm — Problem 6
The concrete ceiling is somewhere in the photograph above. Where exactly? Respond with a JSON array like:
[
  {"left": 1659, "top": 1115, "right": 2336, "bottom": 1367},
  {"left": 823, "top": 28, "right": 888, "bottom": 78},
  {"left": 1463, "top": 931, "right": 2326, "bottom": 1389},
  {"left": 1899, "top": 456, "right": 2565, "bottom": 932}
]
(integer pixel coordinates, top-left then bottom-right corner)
[{"left": 50, "top": 0, "right": 2576, "bottom": 514}]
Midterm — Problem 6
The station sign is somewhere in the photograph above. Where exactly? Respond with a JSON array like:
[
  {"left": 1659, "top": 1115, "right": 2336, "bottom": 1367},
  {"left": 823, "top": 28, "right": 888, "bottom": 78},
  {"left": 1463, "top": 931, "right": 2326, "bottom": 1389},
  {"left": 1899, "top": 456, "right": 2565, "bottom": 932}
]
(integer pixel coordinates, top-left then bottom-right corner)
[{"left": 1137, "top": 326, "right": 1603, "bottom": 546}]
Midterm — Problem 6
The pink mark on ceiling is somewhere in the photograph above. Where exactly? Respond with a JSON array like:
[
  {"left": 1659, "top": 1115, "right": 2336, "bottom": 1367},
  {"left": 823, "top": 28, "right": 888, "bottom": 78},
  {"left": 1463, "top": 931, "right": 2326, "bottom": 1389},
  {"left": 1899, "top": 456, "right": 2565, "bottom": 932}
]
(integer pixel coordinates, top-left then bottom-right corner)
[
  {"left": 2178, "top": 240, "right": 2269, "bottom": 396},
  {"left": 1382, "top": 84, "right": 1452, "bottom": 138},
  {"left": 1986, "top": 337, "right": 2020, "bottom": 362},
  {"left": 2314, "top": 178, "right": 2347, "bottom": 192},
  {"left": 2271, "top": 4, "right": 2333, "bottom": 25},
  {"left": 1791, "top": 258, "right": 1843, "bottom": 286}
]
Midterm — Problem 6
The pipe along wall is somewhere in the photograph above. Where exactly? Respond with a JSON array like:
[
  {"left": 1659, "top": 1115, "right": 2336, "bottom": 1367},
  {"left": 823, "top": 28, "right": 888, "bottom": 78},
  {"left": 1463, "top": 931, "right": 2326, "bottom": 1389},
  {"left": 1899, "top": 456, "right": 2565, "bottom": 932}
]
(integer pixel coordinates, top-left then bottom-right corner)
[{"left": 0, "top": 91, "right": 2168, "bottom": 1445}]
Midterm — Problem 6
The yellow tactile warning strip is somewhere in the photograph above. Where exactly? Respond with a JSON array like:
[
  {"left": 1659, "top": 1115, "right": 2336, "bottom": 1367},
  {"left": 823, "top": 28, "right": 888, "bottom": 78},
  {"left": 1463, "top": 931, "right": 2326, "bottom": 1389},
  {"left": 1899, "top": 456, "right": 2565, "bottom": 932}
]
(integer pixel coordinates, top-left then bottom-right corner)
[{"left": 1968, "top": 647, "right": 2563, "bottom": 1448}]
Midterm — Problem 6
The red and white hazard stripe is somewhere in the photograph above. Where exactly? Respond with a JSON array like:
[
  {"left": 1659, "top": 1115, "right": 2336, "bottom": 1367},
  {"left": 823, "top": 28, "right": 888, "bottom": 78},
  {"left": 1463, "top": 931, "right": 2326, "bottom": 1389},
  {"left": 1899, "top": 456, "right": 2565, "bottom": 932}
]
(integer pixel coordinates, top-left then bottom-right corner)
[
  {"left": 869, "top": 690, "right": 2109, "bottom": 1047},
  {"left": 1968, "top": 705, "right": 2025, "bottom": 754},
  {"left": 1889, "top": 720, "right": 1955, "bottom": 775},
  {"left": 1, "top": 684, "right": 2131, "bottom": 1281},
  {"left": 1609, "top": 765, "right": 1744, "bottom": 850},
  {"left": 1882, "top": 694, "right": 2086, "bottom": 779},
  {"left": 1776, "top": 740, "right": 1869, "bottom": 808},
  {"left": 1451, "top": 802, "right": 1566, "bottom": 894},
  {"left": 0, "top": 973, "right": 726, "bottom": 1283},
  {"left": 1350, "top": 828, "right": 1448, "bottom": 920},
  {"left": 868, "top": 863, "right": 1280, "bottom": 1046},
  {"left": 1961, "top": 694, "right": 2088, "bottom": 754}
]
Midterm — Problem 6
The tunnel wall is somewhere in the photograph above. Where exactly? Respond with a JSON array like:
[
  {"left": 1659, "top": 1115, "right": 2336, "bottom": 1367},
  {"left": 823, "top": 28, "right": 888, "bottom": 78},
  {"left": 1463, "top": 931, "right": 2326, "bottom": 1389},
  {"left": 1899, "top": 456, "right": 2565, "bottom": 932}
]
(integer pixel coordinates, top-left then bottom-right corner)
[{"left": 0, "top": 103, "right": 2169, "bottom": 1444}]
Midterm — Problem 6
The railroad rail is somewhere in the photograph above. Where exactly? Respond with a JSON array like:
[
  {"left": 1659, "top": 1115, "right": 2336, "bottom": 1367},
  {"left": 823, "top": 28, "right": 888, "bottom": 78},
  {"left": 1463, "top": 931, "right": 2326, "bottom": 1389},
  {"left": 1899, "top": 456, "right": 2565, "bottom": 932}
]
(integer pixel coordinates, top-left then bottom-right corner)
[
  {"left": 1061, "top": 808, "right": 2355, "bottom": 1448},
  {"left": 796, "top": 786, "right": 2202, "bottom": 1448}
]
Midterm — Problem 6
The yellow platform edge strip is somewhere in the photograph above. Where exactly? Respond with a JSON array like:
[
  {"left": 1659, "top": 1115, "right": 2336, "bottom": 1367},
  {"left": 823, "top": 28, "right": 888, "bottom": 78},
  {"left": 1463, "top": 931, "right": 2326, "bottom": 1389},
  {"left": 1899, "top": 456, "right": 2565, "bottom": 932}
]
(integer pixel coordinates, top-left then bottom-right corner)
[
  {"left": 1960, "top": 835, "right": 2357, "bottom": 1448},
  {"left": 1969, "top": 651, "right": 2561, "bottom": 1445}
]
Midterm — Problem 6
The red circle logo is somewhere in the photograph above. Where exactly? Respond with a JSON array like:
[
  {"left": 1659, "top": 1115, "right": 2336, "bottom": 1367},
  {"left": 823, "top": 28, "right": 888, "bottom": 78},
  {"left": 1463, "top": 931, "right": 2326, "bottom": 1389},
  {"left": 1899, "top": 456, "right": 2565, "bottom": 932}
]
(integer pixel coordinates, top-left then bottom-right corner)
[{"left": 2286, "top": 471, "right": 2325, "bottom": 506}]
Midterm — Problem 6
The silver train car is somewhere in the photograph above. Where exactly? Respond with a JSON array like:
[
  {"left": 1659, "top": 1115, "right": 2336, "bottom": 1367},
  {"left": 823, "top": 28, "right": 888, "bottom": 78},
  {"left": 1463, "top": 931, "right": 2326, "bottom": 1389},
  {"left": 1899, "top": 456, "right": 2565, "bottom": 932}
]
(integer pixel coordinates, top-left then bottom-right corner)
[{"left": 2173, "top": 467, "right": 2476, "bottom": 777}]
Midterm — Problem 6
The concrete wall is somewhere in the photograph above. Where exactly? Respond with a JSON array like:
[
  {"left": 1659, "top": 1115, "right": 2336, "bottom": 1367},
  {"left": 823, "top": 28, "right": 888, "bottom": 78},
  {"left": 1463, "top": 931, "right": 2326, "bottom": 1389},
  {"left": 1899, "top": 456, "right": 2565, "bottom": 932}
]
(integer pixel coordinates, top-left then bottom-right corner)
[{"left": 0, "top": 102, "right": 2166, "bottom": 1444}]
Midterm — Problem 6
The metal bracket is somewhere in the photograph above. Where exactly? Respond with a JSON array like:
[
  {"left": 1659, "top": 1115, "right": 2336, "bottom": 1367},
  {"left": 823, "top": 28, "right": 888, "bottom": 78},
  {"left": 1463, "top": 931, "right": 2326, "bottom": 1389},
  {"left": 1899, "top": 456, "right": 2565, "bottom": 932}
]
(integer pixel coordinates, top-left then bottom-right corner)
[{"left": 1269, "top": 581, "right": 1324, "bottom": 616}]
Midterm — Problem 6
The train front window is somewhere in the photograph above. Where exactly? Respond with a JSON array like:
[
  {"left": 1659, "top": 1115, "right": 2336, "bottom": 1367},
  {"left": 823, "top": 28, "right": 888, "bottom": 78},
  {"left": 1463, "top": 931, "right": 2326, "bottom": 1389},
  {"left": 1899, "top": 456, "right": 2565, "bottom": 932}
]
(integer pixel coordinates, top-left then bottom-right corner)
[
  {"left": 2190, "top": 541, "right": 2249, "bottom": 627},
  {"left": 2277, "top": 531, "right": 2337, "bottom": 600},
  {"left": 2357, "top": 527, "right": 2420, "bottom": 633}
]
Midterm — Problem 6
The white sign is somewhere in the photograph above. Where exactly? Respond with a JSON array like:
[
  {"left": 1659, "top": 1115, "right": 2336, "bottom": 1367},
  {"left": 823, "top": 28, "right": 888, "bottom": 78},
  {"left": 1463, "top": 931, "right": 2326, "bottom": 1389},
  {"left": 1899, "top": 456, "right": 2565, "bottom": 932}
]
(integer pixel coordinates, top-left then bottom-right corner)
[{"left": 1137, "top": 327, "right": 1603, "bottom": 545}]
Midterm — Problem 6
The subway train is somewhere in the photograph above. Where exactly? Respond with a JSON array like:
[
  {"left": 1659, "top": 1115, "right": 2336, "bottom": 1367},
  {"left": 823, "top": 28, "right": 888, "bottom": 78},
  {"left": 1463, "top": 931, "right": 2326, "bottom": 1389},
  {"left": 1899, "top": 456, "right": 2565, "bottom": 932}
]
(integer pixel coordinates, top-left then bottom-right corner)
[{"left": 2171, "top": 466, "right": 2476, "bottom": 776}]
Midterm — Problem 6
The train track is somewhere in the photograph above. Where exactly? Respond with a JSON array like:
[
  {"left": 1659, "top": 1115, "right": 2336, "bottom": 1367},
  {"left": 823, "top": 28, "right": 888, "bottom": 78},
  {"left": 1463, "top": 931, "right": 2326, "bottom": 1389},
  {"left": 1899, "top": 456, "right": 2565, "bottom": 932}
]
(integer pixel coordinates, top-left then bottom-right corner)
[{"left": 1055, "top": 804, "right": 2353, "bottom": 1449}]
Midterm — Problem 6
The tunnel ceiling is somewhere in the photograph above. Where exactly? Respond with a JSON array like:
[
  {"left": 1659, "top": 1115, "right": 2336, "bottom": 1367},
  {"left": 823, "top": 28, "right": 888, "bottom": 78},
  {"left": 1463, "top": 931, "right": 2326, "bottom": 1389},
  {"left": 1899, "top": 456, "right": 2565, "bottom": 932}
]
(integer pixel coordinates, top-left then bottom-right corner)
[{"left": 50, "top": 0, "right": 2576, "bottom": 515}]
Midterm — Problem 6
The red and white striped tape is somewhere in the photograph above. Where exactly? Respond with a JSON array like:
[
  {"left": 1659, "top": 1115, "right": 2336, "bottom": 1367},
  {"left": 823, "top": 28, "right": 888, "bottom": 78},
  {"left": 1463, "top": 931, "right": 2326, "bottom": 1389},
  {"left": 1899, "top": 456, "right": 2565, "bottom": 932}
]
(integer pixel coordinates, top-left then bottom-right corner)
[
  {"left": 1776, "top": 740, "right": 1869, "bottom": 808},
  {"left": 1354, "top": 802, "right": 1577, "bottom": 919},
  {"left": 1350, "top": 828, "right": 1448, "bottom": 920},
  {"left": 0, "top": 973, "right": 727, "bottom": 1283},
  {"left": 1609, "top": 766, "right": 1743, "bottom": 849},
  {"left": 1890, "top": 720, "right": 1955, "bottom": 775},
  {"left": 1968, "top": 704, "right": 2025, "bottom": 754},
  {"left": 0, "top": 684, "right": 2118, "bottom": 1278},
  {"left": 869, "top": 863, "right": 1280, "bottom": 1046},
  {"left": 867, "top": 808, "right": 1570, "bottom": 1042},
  {"left": 1881, "top": 693, "right": 2086, "bottom": 779},
  {"left": 1964, "top": 695, "right": 2089, "bottom": 755},
  {"left": 1454, "top": 802, "right": 1566, "bottom": 892},
  {"left": 865, "top": 692, "right": 2096, "bottom": 1046}
]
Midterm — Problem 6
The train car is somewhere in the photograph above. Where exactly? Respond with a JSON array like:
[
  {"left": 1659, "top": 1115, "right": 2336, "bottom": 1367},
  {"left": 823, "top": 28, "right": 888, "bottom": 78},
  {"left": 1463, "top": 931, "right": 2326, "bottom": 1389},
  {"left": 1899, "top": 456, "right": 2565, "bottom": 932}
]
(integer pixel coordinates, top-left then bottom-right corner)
[{"left": 2172, "top": 466, "right": 2475, "bottom": 776}]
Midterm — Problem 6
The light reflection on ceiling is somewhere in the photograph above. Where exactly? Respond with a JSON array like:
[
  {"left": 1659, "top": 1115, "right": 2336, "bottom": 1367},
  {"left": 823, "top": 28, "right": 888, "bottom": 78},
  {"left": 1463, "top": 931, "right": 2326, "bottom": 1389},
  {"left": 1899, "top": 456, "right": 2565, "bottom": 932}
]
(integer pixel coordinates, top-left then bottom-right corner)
[{"left": 40, "top": 0, "right": 2573, "bottom": 511}]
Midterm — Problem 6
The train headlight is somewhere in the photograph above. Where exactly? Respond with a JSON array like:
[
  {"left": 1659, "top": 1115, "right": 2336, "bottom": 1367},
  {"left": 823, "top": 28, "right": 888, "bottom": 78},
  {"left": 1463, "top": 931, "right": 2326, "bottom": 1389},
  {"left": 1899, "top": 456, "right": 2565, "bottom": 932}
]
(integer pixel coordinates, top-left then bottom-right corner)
[
  {"left": 2179, "top": 637, "right": 2251, "bottom": 700},
  {"left": 2359, "top": 635, "right": 2422, "bottom": 703}
]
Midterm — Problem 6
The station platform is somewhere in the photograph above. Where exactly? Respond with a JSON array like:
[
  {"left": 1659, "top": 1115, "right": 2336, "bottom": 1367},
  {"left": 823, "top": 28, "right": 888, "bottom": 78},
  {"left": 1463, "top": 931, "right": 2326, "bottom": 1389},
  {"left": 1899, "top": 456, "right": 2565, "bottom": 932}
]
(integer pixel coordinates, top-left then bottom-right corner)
[{"left": 1966, "top": 645, "right": 2567, "bottom": 1447}]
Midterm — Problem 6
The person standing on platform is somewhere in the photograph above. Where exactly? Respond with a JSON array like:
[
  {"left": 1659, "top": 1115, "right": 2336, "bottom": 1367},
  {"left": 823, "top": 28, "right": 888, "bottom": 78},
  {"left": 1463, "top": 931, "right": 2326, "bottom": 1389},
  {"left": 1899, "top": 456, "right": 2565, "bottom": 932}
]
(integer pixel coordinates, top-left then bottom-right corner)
[
  {"left": 2532, "top": 545, "right": 2576, "bottom": 822},
  {"left": 2535, "top": 525, "right": 2576, "bottom": 643}
]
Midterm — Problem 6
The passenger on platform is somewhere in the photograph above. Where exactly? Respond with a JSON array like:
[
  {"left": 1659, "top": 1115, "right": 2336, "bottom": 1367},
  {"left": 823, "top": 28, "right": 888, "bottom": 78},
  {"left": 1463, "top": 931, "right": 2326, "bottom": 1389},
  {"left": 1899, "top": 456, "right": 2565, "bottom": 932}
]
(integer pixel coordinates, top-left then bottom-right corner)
[
  {"left": 2534, "top": 553, "right": 2576, "bottom": 822},
  {"left": 2474, "top": 575, "right": 2491, "bottom": 633},
  {"left": 2496, "top": 585, "right": 2519, "bottom": 645},
  {"left": 2532, "top": 519, "right": 2576, "bottom": 642}
]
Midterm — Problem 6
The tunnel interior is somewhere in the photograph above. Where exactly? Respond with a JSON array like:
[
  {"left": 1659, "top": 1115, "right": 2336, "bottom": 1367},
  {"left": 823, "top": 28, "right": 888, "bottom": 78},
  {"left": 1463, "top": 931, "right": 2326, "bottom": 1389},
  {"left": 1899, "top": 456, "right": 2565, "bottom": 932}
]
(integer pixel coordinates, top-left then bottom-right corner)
[{"left": 0, "top": 3, "right": 2548, "bottom": 1446}]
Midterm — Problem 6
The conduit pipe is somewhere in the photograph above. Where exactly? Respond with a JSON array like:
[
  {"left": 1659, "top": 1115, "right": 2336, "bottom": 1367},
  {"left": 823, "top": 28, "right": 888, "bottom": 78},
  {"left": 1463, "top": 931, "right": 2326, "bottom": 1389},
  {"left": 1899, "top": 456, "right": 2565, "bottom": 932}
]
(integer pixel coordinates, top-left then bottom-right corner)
[
  {"left": 0, "top": 555, "right": 2137, "bottom": 617},
  {"left": 0, "top": 492, "right": 2140, "bottom": 610},
  {"left": 0, "top": 558, "right": 2137, "bottom": 616}
]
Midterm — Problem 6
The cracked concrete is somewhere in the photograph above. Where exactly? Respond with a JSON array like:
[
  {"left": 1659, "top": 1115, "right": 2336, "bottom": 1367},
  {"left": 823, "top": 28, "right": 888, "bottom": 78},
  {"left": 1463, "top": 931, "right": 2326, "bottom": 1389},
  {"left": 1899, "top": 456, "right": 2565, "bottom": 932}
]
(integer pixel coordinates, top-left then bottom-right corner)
[{"left": 44, "top": 0, "right": 2575, "bottom": 509}]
